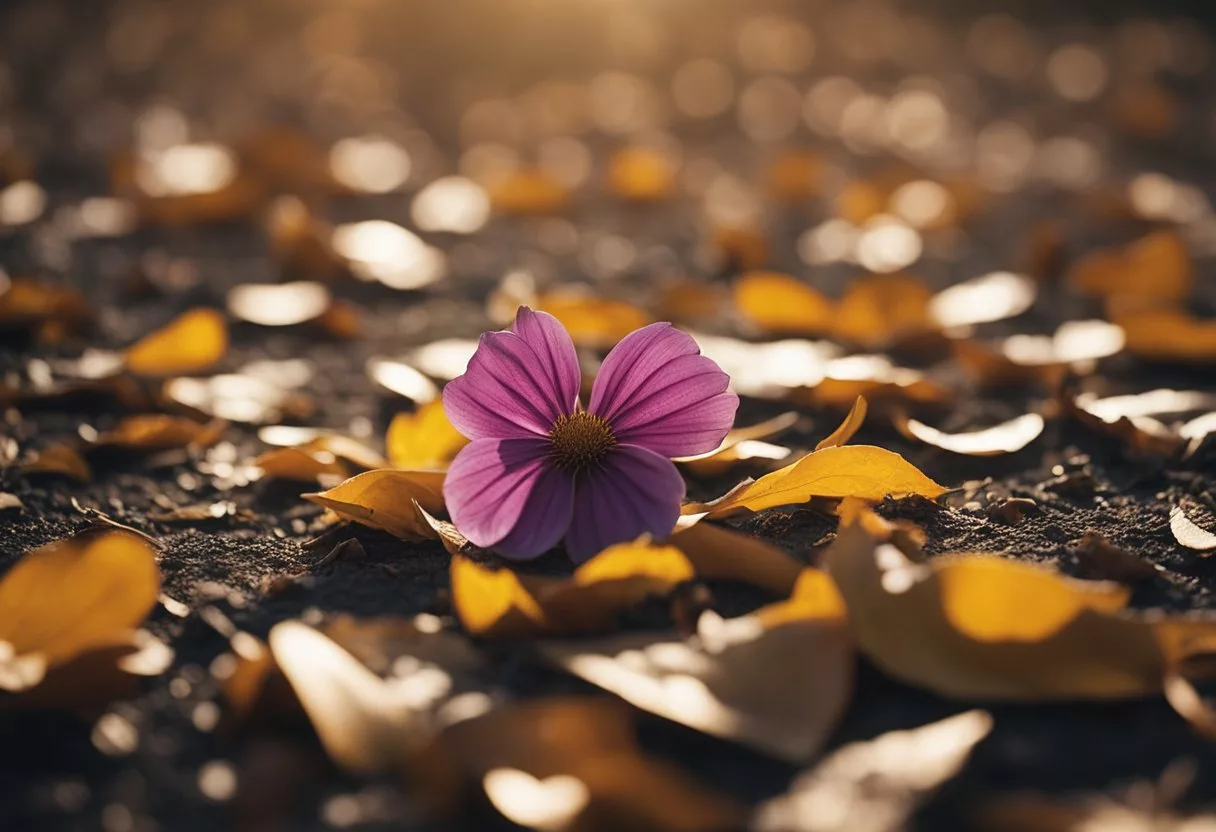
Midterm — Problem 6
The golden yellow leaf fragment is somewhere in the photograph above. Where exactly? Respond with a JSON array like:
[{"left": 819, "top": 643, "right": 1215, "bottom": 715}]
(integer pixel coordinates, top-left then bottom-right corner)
[
  {"left": 124, "top": 308, "right": 228, "bottom": 376},
  {"left": 753, "top": 710, "right": 992, "bottom": 832},
  {"left": 670, "top": 521, "right": 804, "bottom": 596},
  {"left": 814, "top": 395, "right": 867, "bottom": 451},
  {"left": 696, "top": 445, "right": 946, "bottom": 519},
  {"left": 488, "top": 168, "right": 568, "bottom": 215},
  {"left": 542, "top": 568, "right": 852, "bottom": 762},
  {"left": 1170, "top": 503, "right": 1216, "bottom": 553},
  {"left": 834, "top": 273, "right": 935, "bottom": 348},
  {"left": 897, "top": 412, "right": 1045, "bottom": 456},
  {"left": 94, "top": 415, "right": 227, "bottom": 452},
  {"left": 416, "top": 698, "right": 744, "bottom": 832},
  {"left": 451, "top": 541, "right": 695, "bottom": 638},
  {"left": 733, "top": 272, "right": 834, "bottom": 335},
  {"left": 822, "top": 525, "right": 1216, "bottom": 702},
  {"left": 18, "top": 443, "right": 93, "bottom": 483},
  {"left": 0, "top": 530, "right": 160, "bottom": 694},
  {"left": 535, "top": 291, "right": 652, "bottom": 349},
  {"left": 1112, "top": 306, "right": 1216, "bottom": 363},
  {"left": 1068, "top": 230, "right": 1192, "bottom": 301},
  {"left": 607, "top": 146, "right": 676, "bottom": 201},
  {"left": 256, "top": 434, "right": 387, "bottom": 484},
  {"left": 303, "top": 469, "right": 446, "bottom": 539},
  {"left": 386, "top": 400, "right": 469, "bottom": 470}
]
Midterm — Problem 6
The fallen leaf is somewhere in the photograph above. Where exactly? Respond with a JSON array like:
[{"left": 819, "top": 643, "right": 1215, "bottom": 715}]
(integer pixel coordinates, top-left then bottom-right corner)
[
  {"left": 734, "top": 272, "right": 834, "bottom": 335},
  {"left": 752, "top": 710, "right": 992, "bottom": 832},
  {"left": 124, "top": 308, "right": 228, "bottom": 376},
  {"left": 1069, "top": 230, "right": 1192, "bottom": 301},
  {"left": 303, "top": 469, "right": 446, "bottom": 539},
  {"left": 897, "top": 412, "right": 1045, "bottom": 456},
  {"left": 256, "top": 435, "right": 387, "bottom": 483},
  {"left": 450, "top": 541, "right": 696, "bottom": 638},
  {"left": 18, "top": 443, "right": 93, "bottom": 483},
  {"left": 1073, "top": 533, "right": 1159, "bottom": 583},
  {"left": 803, "top": 355, "right": 952, "bottom": 409},
  {"left": 93, "top": 415, "right": 227, "bottom": 452},
  {"left": 669, "top": 521, "right": 805, "bottom": 596},
  {"left": 928, "top": 271, "right": 1036, "bottom": 329},
  {"left": 0, "top": 278, "right": 91, "bottom": 339},
  {"left": 268, "top": 617, "right": 492, "bottom": 776},
  {"left": 1064, "top": 393, "right": 1184, "bottom": 456},
  {"left": 676, "top": 411, "right": 798, "bottom": 475},
  {"left": 821, "top": 525, "right": 1216, "bottom": 701},
  {"left": 0, "top": 529, "right": 160, "bottom": 694},
  {"left": 691, "top": 445, "right": 946, "bottom": 519},
  {"left": 387, "top": 400, "right": 469, "bottom": 469},
  {"left": 1170, "top": 502, "right": 1216, "bottom": 553},
  {"left": 834, "top": 274, "right": 935, "bottom": 348},
  {"left": 543, "top": 570, "right": 851, "bottom": 761},
  {"left": 814, "top": 396, "right": 868, "bottom": 451},
  {"left": 415, "top": 697, "right": 745, "bottom": 831},
  {"left": 607, "top": 146, "right": 676, "bottom": 201},
  {"left": 366, "top": 357, "right": 441, "bottom": 402},
  {"left": 165, "top": 371, "right": 313, "bottom": 424},
  {"left": 710, "top": 225, "right": 768, "bottom": 271},
  {"left": 488, "top": 168, "right": 568, "bottom": 215},
  {"left": 226, "top": 281, "right": 332, "bottom": 327},
  {"left": 1112, "top": 306, "right": 1216, "bottom": 363},
  {"left": 536, "top": 291, "right": 652, "bottom": 349}
]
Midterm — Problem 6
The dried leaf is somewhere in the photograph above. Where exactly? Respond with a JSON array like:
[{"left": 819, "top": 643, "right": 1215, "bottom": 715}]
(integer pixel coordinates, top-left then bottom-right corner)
[
  {"left": 1170, "top": 503, "right": 1216, "bottom": 553},
  {"left": 694, "top": 445, "right": 946, "bottom": 519},
  {"left": 0, "top": 530, "right": 159, "bottom": 693},
  {"left": 488, "top": 168, "right": 568, "bottom": 215},
  {"left": 804, "top": 355, "right": 952, "bottom": 409},
  {"left": 450, "top": 541, "right": 695, "bottom": 638},
  {"left": 676, "top": 411, "right": 798, "bottom": 475},
  {"left": 0, "top": 278, "right": 91, "bottom": 337},
  {"left": 226, "top": 281, "right": 332, "bottom": 327},
  {"left": 822, "top": 525, "right": 1216, "bottom": 701},
  {"left": 929, "top": 271, "right": 1036, "bottom": 329},
  {"left": 1069, "top": 230, "right": 1192, "bottom": 301},
  {"left": 654, "top": 281, "right": 729, "bottom": 326},
  {"left": 536, "top": 291, "right": 652, "bottom": 349},
  {"left": 303, "top": 469, "right": 446, "bottom": 539},
  {"left": 543, "top": 569, "right": 851, "bottom": 762},
  {"left": 834, "top": 274, "right": 935, "bottom": 348},
  {"left": 124, "top": 308, "right": 228, "bottom": 376},
  {"left": 416, "top": 698, "right": 745, "bottom": 831},
  {"left": 18, "top": 443, "right": 93, "bottom": 483},
  {"left": 387, "top": 401, "right": 469, "bottom": 469},
  {"left": 815, "top": 396, "right": 868, "bottom": 451},
  {"left": 607, "top": 146, "right": 676, "bottom": 201},
  {"left": 670, "top": 521, "right": 804, "bottom": 596},
  {"left": 897, "top": 412, "right": 1045, "bottom": 456},
  {"left": 256, "top": 435, "right": 387, "bottom": 483},
  {"left": 94, "top": 415, "right": 227, "bottom": 451},
  {"left": 1073, "top": 533, "right": 1159, "bottom": 583},
  {"left": 1064, "top": 394, "right": 1184, "bottom": 456},
  {"left": 734, "top": 272, "right": 834, "bottom": 335},
  {"left": 752, "top": 710, "right": 992, "bottom": 832},
  {"left": 1112, "top": 306, "right": 1216, "bottom": 363}
]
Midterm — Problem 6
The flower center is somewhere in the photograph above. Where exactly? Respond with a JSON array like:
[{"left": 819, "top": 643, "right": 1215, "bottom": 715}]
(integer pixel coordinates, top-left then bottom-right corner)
[{"left": 549, "top": 412, "right": 616, "bottom": 472}]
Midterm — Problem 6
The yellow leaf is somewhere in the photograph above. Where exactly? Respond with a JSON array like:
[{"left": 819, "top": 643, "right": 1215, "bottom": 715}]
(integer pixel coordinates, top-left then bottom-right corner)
[
  {"left": 18, "top": 443, "right": 93, "bottom": 483},
  {"left": 607, "top": 146, "right": 676, "bottom": 201},
  {"left": 488, "top": 168, "right": 568, "bottom": 215},
  {"left": 303, "top": 469, "right": 446, "bottom": 539},
  {"left": 542, "top": 571, "right": 852, "bottom": 762},
  {"left": 670, "top": 521, "right": 804, "bottom": 596},
  {"left": 1069, "top": 230, "right": 1192, "bottom": 301},
  {"left": 734, "top": 272, "right": 834, "bottom": 335},
  {"left": 257, "top": 434, "right": 387, "bottom": 483},
  {"left": 834, "top": 273, "right": 935, "bottom": 348},
  {"left": 124, "top": 308, "right": 228, "bottom": 376},
  {"left": 814, "top": 395, "right": 867, "bottom": 451},
  {"left": 698, "top": 445, "right": 946, "bottom": 518},
  {"left": 536, "top": 291, "right": 652, "bottom": 349},
  {"left": 451, "top": 541, "right": 695, "bottom": 638},
  {"left": 0, "top": 530, "right": 160, "bottom": 691},
  {"left": 821, "top": 525, "right": 1216, "bottom": 700},
  {"left": 94, "top": 415, "right": 227, "bottom": 451},
  {"left": 386, "top": 401, "right": 468, "bottom": 470},
  {"left": 1112, "top": 306, "right": 1216, "bottom": 363}
]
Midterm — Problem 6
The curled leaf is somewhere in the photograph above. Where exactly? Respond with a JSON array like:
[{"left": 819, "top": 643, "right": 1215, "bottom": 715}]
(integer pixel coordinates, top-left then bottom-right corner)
[
  {"left": 257, "top": 435, "right": 386, "bottom": 483},
  {"left": 303, "top": 469, "right": 446, "bottom": 539},
  {"left": 1170, "top": 503, "right": 1216, "bottom": 553},
  {"left": 897, "top": 412, "right": 1045, "bottom": 456},
  {"left": 124, "top": 308, "right": 228, "bottom": 376},
  {"left": 814, "top": 396, "right": 867, "bottom": 451},
  {"left": 19, "top": 443, "right": 93, "bottom": 483}
]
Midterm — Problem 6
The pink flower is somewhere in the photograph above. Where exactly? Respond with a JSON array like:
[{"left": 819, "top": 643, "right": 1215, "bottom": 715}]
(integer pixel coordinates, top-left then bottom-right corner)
[{"left": 442, "top": 307, "right": 738, "bottom": 561}]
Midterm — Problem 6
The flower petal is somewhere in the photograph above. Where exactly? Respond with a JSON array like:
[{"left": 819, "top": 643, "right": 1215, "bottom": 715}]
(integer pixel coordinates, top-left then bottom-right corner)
[
  {"left": 444, "top": 438, "right": 574, "bottom": 559},
  {"left": 511, "top": 307, "right": 581, "bottom": 418},
  {"left": 443, "top": 323, "right": 575, "bottom": 440},
  {"left": 564, "top": 444, "right": 685, "bottom": 562},
  {"left": 589, "top": 324, "right": 738, "bottom": 456}
]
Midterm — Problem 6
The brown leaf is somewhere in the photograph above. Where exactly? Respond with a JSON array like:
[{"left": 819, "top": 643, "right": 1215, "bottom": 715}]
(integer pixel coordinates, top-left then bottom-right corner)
[
  {"left": 0, "top": 278, "right": 91, "bottom": 338},
  {"left": 897, "top": 412, "right": 1045, "bottom": 456},
  {"left": 670, "top": 521, "right": 804, "bottom": 596},
  {"left": 1063, "top": 393, "right": 1185, "bottom": 456},
  {"left": 488, "top": 168, "right": 569, "bottom": 215},
  {"left": 303, "top": 469, "right": 446, "bottom": 539},
  {"left": 822, "top": 524, "right": 1216, "bottom": 701},
  {"left": 1069, "top": 230, "right": 1192, "bottom": 301},
  {"left": 1073, "top": 533, "right": 1159, "bottom": 583},
  {"left": 93, "top": 415, "right": 227, "bottom": 452},
  {"left": 124, "top": 308, "right": 228, "bottom": 376},
  {"left": 767, "top": 151, "right": 825, "bottom": 202},
  {"left": 542, "top": 569, "right": 852, "bottom": 762},
  {"left": 1113, "top": 306, "right": 1216, "bottom": 363},
  {"left": 0, "top": 530, "right": 160, "bottom": 694},
  {"left": 1170, "top": 502, "right": 1216, "bottom": 553},
  {"left": 18, "top": 443, "right": 93, "bottom": 483},
  {"left": 386, "top": 401, "right": 469, "bottom": 470},
  {"left": 753, "top": 710, "right": 992, "bottom": 832},
  {"left": 256, "top": 435, "right": 386, "bottom": 483},
  {"left": 415, "top": 697, "right": 744, "bottom": 832}
]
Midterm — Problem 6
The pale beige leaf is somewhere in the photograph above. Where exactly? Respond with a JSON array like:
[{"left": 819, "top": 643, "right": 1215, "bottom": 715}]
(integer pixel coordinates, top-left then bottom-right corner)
[
  {"left": 899, "top": 412, "right": 1045, "bottom": 456},
  {"left": 1170, "top": 504, "right": 1216, "bottom": 552}
]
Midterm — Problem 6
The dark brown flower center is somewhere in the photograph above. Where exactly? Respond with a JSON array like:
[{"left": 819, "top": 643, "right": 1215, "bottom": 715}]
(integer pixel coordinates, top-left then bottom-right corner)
[{"left": 549, "top": 412, "right": 616, "bottom": 472}]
